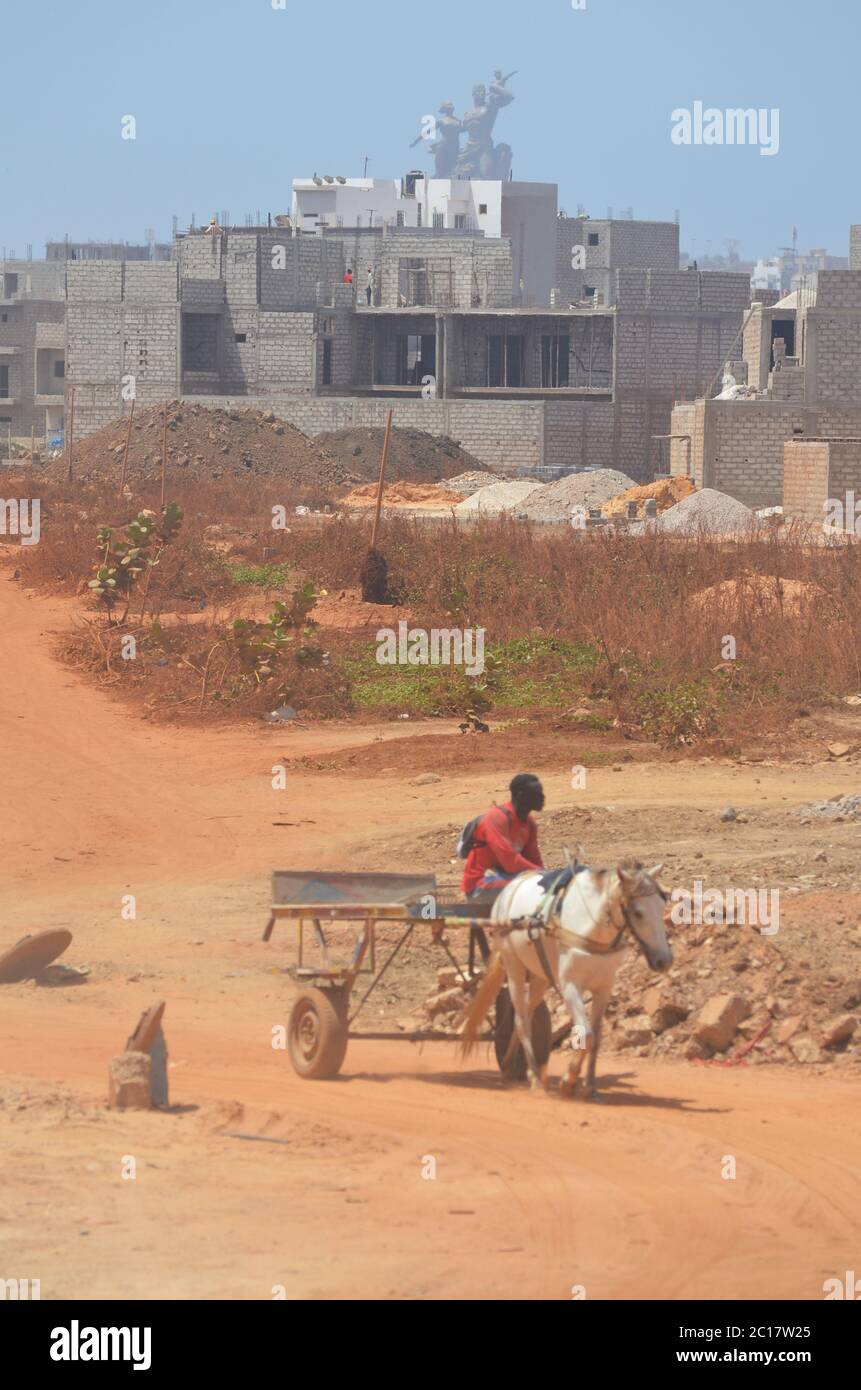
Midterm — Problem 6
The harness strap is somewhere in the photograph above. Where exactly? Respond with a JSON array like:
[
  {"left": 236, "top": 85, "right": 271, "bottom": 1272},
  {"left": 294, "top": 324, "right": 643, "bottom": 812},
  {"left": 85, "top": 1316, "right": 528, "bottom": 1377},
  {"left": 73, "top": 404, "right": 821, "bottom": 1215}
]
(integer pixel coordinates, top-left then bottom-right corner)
[{"left": 528, "top": 922, "right": 557, "bottom": 984}]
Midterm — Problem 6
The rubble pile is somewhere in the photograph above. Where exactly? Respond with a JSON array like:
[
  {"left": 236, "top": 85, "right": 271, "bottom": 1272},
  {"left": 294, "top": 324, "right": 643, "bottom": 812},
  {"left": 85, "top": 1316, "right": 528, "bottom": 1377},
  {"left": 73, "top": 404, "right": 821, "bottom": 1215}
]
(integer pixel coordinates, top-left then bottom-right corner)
[
  {"left": 443, "top": 470, "right": 505, "bottom": 496},
  {"left": 795, "top": 793, "right": 861, "bottom": 822},
  {"left": 416, "top": 916, "right": 861, "bottom": 1068}
]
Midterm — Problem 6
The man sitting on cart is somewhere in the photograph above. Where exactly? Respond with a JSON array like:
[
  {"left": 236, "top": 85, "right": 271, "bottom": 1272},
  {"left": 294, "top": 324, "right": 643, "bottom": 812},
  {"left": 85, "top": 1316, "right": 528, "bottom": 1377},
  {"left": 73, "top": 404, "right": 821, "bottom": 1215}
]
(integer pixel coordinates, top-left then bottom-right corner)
[{"left": 462, "top": 773, "right": 545, "bottom": 900}]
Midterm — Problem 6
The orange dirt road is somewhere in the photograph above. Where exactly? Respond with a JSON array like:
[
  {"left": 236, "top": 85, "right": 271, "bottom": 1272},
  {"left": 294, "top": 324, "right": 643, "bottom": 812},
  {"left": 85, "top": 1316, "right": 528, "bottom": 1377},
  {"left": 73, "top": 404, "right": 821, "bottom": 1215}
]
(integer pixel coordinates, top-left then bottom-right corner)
[{"left": 1, "top": 580, "right": 860, "bottom": 1301}]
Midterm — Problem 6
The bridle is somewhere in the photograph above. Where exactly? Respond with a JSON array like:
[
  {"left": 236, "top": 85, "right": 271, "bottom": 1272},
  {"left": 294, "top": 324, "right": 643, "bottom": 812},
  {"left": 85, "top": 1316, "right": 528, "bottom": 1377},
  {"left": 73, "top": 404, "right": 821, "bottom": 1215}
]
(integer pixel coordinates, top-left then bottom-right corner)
[{"left": 563, "top": 875, "right": 669, "bottom": 958}]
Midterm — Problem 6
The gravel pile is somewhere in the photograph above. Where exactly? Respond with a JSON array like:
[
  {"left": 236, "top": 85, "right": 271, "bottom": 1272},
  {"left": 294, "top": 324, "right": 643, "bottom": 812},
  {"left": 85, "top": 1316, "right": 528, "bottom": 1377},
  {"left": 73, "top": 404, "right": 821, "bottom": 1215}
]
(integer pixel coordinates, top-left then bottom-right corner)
[
  {"left": 443, "top": 470, "right": 505, "bottom": 496},
  {"left": 519, "top": 468, "right": 636, "bottom": 522},
  {"left": 657, "top": 487, "right": 754, "bottom": 535},
  {"left": 454, "top": 479, "right": 543, "bottom": 515},
  {"left": 796, "top": 793, "right": 861, "bottom": 821}
]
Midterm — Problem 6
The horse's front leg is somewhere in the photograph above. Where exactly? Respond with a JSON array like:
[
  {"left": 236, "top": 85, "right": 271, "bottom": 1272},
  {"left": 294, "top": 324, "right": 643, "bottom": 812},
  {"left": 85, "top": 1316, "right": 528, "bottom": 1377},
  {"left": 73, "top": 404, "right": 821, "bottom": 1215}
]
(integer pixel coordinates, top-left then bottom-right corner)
[
  {"left": 585, "top": 988, "right": 612, "bottom": 1099},
  {"left": 558, "top": 976, "right": 591, "bottom": 1097}
]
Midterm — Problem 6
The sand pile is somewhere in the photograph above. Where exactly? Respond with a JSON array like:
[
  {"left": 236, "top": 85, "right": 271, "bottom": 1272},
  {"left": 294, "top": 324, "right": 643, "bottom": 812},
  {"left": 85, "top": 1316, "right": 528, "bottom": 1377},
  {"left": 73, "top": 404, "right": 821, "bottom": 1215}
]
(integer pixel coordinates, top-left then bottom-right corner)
[
  {"left": 520, "top": 468, "right": 636, "bottom": 522},
  {"left": 341, "top": 480, "right": 463, "bottom": 509},
  {"left": 454, "top": 479, "right": 543, "bottom": 516},
  {"left": 689, "top": 573, "right": 823, "bottom": 616},
  {"left": 312, "top": 426, "right": 486, "bottom": 484},
  {"left": 603, "top": 475, "right": 695, "bottom": 518},
  {"left": 657, "top": 487, "right": 754, "bottom": 535},
  {"left": 443, "top": 470, "right": 505, "bottom": 496}
]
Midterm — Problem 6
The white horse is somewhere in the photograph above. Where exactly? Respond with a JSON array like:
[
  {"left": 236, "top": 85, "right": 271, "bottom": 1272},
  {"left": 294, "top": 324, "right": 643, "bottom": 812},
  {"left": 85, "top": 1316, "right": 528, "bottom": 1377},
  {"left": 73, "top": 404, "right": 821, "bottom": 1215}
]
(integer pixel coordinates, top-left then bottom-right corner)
[{"left": 460, "top": 860, "right": 672, "bottom": 1097}]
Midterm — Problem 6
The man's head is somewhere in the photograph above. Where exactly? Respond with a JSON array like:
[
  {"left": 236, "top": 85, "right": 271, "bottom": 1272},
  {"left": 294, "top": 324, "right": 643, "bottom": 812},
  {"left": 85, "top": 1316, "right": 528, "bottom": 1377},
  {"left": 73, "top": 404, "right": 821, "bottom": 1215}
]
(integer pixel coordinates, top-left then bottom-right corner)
[
  {"left": 510, "top": 773, "right": 544, "bottom": 818},
  {"left": 472, "top": 83, "right": 487, "bottom": 106},
  {"left": 439, "top": 101, "right": 455, "bottom": 115}
]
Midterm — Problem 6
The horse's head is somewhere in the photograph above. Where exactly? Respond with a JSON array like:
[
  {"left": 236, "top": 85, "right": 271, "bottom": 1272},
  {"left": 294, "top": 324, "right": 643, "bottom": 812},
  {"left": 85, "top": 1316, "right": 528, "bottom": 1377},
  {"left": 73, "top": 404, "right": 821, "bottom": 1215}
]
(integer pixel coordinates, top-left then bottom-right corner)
[{"left": 612, "top": 860, "right": 673, "bottom": 972}]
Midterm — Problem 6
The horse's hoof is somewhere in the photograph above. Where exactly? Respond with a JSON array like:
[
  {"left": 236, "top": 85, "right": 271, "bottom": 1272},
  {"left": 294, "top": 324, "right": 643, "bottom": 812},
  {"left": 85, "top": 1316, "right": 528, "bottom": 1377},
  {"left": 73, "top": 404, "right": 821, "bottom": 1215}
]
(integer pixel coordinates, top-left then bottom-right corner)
[
  {"left": 559, "top": 1076, "right": 576, "bottom": 1098},
  {"left": 586, "top": 1087, "right": 601, "bottom": 1102}
]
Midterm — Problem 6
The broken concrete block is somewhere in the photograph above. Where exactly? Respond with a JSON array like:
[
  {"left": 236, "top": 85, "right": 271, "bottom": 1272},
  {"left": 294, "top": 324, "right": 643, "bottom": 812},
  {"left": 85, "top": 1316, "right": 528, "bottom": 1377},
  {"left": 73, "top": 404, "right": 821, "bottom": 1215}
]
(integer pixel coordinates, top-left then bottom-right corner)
[
  {"left": 436, "top": 967, "right": 461, "bottom": 991},
  {"left": 424, "top": 987, "right": 466, "bottom": 1018},
  {"left": 694, "top": 993, "right": 751, "bottom": 1052},
  {"left": 822, "top": 1015, "right": 856, "bottom": 1050},
  {"left": 789, "top": 1035, "right": 825, "bottom": 1065},
  {"left": 651, "top": 1000, "right": 689, "bottom": 1034},
  {"left": 621, "top": 1016, "right": 654, "bottom": 1047},
  {"left": 108, "top": 1051, "right": 152, "bottom": 1110},
  {"left": 775, "top": 1014, "right": 804, "bottom": 1045}
]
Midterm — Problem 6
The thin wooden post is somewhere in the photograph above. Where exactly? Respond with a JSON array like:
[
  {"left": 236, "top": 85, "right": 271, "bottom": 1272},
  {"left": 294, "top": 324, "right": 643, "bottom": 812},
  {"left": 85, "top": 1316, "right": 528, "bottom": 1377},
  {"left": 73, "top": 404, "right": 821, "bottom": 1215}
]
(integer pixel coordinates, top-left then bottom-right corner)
[
  {"left": 370, "top": 409, "right": 393, "bottom": 552},
  {"left": 66, "top": 387, "right": 75, "bottom": 482},
  {"left": 30, "top": 425, "right": 35, "bottom": 461},
  {"left": 119, "top": 396, "right": 135, "bottom": 495},
  {"left": 160, "top": 401, "right": 167, "bottom": 509}
]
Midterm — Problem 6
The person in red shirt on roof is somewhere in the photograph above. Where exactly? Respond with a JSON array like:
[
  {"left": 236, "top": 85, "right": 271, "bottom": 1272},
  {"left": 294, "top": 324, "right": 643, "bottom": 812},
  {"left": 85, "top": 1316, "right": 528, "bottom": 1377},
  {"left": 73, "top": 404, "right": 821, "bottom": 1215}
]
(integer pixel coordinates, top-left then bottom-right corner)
[{"left": 462, "top": 773, "right": 545, "bottom": 898}]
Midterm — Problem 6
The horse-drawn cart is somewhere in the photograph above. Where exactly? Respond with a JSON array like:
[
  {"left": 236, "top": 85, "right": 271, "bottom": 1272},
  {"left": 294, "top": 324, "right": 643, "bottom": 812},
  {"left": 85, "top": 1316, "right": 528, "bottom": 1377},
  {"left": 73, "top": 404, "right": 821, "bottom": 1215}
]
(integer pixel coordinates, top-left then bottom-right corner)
[{"left": 262, "top": 870, "right": 554, "bottom": 1081}]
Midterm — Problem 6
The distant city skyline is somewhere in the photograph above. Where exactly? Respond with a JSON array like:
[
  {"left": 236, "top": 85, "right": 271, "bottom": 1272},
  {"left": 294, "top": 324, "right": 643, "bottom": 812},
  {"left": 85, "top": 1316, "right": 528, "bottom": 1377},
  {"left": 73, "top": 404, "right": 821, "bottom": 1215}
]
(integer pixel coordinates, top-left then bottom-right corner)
[{"left": 2, "top": 0, "right": 858, "bottom": 261}]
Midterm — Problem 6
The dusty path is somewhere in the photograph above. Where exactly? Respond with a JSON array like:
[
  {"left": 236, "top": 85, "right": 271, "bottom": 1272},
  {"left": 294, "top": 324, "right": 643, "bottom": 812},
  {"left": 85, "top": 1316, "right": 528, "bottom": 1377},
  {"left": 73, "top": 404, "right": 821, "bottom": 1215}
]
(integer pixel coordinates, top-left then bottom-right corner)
[{"left": 1, "top": 580, "right": 860, "bottom": 1301}]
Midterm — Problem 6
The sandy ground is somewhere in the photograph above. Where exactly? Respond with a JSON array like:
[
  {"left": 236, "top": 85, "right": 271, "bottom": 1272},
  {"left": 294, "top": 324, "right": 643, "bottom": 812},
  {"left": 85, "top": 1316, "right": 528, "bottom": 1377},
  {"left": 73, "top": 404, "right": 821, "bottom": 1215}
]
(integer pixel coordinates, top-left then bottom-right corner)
[{"left": 1, "top": 578, "right": 860, "bottom": 1301}]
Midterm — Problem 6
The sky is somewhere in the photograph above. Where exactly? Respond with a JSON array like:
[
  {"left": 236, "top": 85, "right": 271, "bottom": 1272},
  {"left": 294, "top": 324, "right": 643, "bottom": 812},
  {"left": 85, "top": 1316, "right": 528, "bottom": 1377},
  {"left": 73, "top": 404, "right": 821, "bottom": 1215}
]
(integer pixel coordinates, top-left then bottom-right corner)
[{"left": 1, "top": 0, "right": 858, "bottom": 261}]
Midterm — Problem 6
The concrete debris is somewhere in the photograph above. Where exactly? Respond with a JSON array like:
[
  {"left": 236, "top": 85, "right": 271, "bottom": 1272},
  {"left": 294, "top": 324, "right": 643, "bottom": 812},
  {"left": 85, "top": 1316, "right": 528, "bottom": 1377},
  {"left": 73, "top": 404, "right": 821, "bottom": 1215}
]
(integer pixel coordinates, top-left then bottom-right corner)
[
  {"left": 693, "top": 993, "right": 752, "bottom": 1052},
  {"left": 795, "top": 793, "right": 861, "bottom": 821},
  {"left": 602, "top": 474, "right": 695, "bottom": 518},
  {"left": 656, "top": 487, "right": 754, "bottom": 535},
  {"left": 443, "top": 470, "right": 506, "bottom": 495},
  {"left": 108, "top": 1051, "right": 152, "bottom": 1110}
]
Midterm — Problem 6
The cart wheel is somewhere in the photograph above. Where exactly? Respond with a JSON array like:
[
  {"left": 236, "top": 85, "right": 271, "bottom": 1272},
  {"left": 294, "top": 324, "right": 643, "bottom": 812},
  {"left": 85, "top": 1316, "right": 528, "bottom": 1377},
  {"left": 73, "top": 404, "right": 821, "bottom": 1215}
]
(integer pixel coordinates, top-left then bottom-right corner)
[
  {"left": 494, "top": 988, "right": 552, "bottom": 1081},
  {"left": 288, "top": 989, "right": 348, "bottom": 1080}
]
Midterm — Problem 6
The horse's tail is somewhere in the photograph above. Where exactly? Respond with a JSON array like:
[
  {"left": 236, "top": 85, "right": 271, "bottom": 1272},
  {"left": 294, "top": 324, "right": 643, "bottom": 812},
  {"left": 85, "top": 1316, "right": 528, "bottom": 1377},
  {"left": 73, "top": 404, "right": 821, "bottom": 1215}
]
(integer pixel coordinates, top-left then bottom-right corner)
[{"left": 459, "top": 951, "right": 505, "bottom": 1058}]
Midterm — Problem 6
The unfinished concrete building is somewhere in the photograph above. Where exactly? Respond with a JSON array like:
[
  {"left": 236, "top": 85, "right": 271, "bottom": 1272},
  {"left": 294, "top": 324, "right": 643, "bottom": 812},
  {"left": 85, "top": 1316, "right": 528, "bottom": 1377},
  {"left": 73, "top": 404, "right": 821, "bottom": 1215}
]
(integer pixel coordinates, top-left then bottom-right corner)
[
  {"left": 62, "top": 222, "right": 749, "bottom": 481},
  {"left": 0, "top": 259, "right": 66, "bottom": 444},
  {"left": 670, "top": 258, "right": 861, "bottom": 508},
  {"left": 555, "top": 217, "right": 680, "bottom": 306}
]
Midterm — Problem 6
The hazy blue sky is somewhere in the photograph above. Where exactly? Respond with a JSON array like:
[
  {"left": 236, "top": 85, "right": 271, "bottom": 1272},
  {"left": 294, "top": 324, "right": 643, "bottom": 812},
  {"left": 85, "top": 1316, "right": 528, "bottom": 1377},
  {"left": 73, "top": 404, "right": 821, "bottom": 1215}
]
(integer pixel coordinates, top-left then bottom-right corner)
[{"left": 1, "top": 0, "right": 857, "bottom": 260}]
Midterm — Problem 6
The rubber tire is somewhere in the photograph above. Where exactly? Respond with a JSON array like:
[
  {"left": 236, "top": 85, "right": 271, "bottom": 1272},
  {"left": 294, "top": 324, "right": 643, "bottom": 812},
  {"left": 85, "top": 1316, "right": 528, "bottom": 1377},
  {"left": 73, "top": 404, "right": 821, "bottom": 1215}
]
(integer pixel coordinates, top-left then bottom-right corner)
[
  {"left": 288, "top": 988, "right": 348, "bottom": 1080},
  {"left": 494, "top": 987, "right": 552, "bottom": 1081}
]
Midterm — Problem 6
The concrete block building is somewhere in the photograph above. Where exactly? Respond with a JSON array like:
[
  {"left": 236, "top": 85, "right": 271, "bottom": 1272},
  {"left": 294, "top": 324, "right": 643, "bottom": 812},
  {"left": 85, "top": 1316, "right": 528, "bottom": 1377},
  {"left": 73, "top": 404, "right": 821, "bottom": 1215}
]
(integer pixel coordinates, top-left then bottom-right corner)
[
  {"left": 670, "top": 249, "right": 861, "bottom": 508},
  {"left": 62, "top": 223, "right": 750, "bottom": 482},
  {"left": 0, "top": 259, "right": 66, "bottom": 443},
  {"left": 555, "top": 217, "right": 680, "bottom": 306}
]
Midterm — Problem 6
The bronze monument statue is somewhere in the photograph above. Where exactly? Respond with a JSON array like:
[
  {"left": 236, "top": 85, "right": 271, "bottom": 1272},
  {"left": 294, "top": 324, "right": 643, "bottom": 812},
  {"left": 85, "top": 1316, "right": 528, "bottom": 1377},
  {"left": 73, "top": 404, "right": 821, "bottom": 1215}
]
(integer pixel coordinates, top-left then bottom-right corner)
[{"left": 412, "top": 71, "right": 516, "bottom": 181}]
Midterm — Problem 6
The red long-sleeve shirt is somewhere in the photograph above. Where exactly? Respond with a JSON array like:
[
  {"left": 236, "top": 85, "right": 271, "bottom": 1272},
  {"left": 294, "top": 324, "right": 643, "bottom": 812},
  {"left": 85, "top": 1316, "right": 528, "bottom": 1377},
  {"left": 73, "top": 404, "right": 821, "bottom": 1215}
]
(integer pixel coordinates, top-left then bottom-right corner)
[{"left": 461, "top": 800, "right": 543, "bottom": 894}]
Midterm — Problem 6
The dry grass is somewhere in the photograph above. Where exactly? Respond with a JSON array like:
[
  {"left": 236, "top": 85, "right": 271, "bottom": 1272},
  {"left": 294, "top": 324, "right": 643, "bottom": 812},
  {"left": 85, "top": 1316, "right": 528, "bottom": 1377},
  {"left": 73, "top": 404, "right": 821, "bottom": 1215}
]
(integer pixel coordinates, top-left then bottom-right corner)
[{"left": 5, "top": 468, "right": 861, "bottom": 740}]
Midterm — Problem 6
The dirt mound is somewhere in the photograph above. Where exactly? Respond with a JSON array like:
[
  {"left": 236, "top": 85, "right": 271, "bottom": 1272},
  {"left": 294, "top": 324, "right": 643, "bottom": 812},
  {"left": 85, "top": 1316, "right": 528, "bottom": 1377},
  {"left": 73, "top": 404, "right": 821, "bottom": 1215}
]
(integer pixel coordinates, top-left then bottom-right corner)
[
  {"left": 313, "top": 426, "right": 486, "bottom": 484},
  {"left": 48, "top": 401, "right": 358, "bottom": 489},
  {"left": 603, "top": 475, "right": 696, "bottom": 518},
  {"left": 341, "top": 480, "right": 463, "bottom": 509},
  {"left": 689, "top": 572, "right": 823, "bottom": 615}
]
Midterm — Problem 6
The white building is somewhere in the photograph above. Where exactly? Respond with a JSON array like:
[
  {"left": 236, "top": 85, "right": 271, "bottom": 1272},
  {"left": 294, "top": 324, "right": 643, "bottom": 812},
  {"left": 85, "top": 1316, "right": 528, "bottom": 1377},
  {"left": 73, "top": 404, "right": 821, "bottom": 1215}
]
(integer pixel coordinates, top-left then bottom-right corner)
[{"left": 292, "top": 174, "right": 558, "bottom": 305}]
